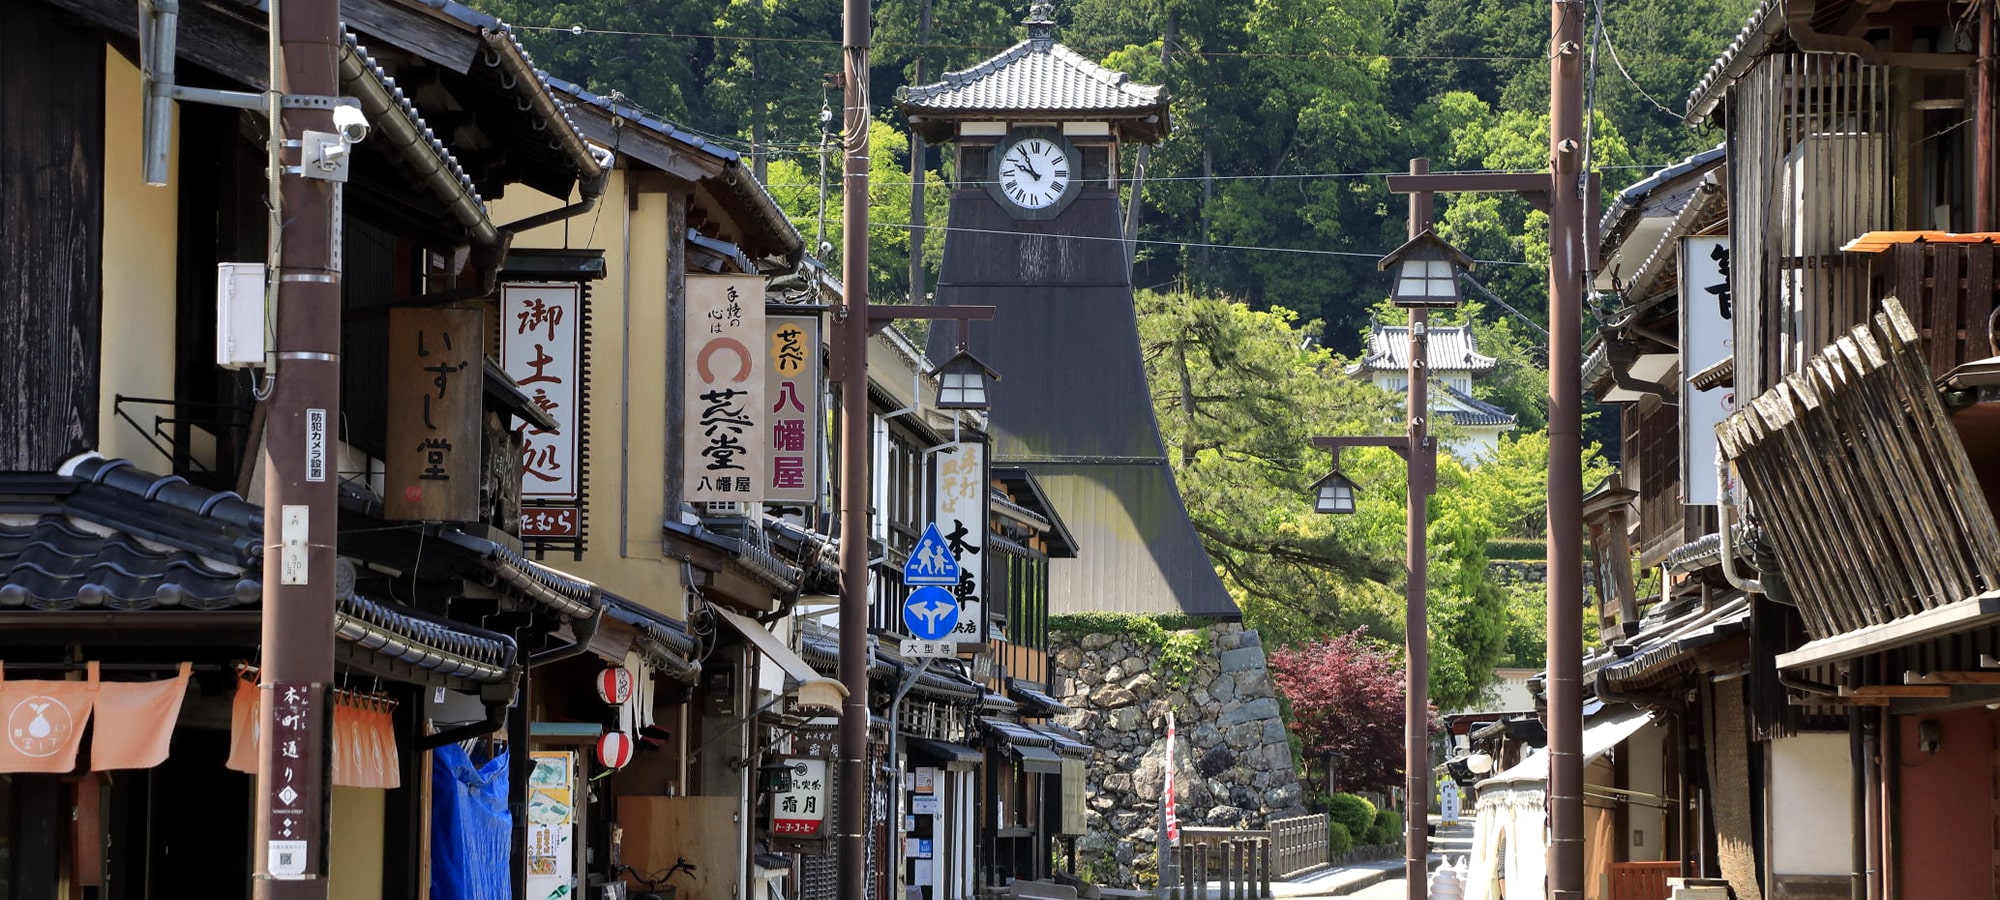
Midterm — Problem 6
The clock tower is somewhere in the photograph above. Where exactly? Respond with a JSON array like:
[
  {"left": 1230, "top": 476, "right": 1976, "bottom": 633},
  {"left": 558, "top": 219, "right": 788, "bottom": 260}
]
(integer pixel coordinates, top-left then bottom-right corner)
[{"left": 901, "top": 5, "right": 1236, "bottom": 620}]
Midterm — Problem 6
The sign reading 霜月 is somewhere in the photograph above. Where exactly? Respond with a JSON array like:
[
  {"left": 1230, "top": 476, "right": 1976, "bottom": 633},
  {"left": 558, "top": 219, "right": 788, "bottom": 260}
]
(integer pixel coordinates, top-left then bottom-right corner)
[
  {"left": 685, "top": 275, "right": 767, "bottom": 504},
  {"left": 765, "top": 315, "right": 820, "bottom": 503},
  {"left": 934, "top": 440, "right": 987, "bottom": 643}
]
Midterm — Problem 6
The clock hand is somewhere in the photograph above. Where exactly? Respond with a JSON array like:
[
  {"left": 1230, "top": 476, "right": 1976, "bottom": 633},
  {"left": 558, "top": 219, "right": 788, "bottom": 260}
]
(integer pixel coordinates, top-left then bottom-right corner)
[{"left": 1017, "top": 156, "right": 1042, "bottom": 180}]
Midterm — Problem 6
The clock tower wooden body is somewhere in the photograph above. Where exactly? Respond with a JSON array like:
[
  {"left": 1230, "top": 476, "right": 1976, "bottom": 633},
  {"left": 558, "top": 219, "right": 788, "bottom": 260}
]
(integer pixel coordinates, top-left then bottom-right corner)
[{"left": 901, "top": 7, "right": 1236, "bottom": 620}]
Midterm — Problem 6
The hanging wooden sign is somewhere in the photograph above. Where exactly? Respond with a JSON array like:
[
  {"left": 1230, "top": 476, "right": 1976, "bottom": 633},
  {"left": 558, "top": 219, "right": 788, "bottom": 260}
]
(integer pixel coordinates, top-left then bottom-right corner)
[{"left": 385, "top": 308, "right": 482, "bottom": 521}]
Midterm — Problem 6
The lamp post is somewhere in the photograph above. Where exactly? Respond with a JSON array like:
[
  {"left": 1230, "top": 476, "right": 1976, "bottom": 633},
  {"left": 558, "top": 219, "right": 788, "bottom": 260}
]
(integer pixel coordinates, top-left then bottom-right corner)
[
  {"left": 834, "top": 6, "right": 995, "bottom": 898},
  {"left": 1308, "top": 159, "right": 1469, "bottom": 900}
]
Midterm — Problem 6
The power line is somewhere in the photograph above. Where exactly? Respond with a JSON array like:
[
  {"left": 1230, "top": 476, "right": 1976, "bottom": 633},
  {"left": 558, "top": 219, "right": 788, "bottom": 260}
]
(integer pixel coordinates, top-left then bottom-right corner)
[
  {"left": 1587, "top": 0, "right": 1684, "bottom": 120},
  {"left": 511, "top": 23, "right": 1722, "bottom": 66},
  {"left": 865, "top": 219, "right": 1537, "bottom": 267},
  {"left": 761, "top": 162, "right": 1680, "bottom": 191}
]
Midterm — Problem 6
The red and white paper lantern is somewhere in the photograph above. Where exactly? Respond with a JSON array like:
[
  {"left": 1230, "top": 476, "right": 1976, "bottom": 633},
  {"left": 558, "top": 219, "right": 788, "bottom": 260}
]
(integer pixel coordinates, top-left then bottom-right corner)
[
  {"left": 597, "top": 731, "right": 634, "bottom": 769},
  {"left": 596, "top": 666, "right": 634, "bottom": 705}
]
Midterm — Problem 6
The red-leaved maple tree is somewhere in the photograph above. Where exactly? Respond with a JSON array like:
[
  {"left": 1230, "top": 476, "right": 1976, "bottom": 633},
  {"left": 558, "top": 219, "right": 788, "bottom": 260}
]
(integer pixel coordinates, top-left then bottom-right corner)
[{"left": 1269, "top": 628, "right": 1439, "bottom": 791}]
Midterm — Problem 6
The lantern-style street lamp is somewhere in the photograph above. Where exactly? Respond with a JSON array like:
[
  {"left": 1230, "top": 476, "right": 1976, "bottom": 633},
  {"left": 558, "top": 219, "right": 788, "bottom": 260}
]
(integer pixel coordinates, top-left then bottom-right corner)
[
  {"left": 1311, "top": 469, "right": 1359, "bottom": 515},
  {"left": 1378, "top": 228, "right": 1474, "bottom": 309},
  {"left": 930, "top": 346, "right": 1000, "bottom": 410}
]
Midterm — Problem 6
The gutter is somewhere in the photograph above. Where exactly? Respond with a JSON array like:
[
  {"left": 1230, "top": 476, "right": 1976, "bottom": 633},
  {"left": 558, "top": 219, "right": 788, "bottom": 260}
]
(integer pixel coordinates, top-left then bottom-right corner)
[
  {"left": 337, "top": 42, "right": 497, "bottom": 251},
  {"left": 500, "top": 144, "right": 614, "bottom": 235},
  {"left": 478, "top": 30, "right": 606, "bottom": 187}
]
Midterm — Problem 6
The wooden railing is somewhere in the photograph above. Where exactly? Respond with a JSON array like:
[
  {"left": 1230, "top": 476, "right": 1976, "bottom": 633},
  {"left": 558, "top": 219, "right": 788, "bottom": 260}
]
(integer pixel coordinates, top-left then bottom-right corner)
[
  {"left": 1267, "top": 815, "right": 1329, "bottom": 879},
  {"left": 1870, "top": 241, "right": 1997, "bottom": 378}
]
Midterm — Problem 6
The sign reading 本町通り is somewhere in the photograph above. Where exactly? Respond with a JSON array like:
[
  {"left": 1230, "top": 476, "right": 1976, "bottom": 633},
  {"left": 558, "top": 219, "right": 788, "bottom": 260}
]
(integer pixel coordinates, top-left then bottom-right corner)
[{"left": 685, "top": 275, "right": 767, "bottom": 504}]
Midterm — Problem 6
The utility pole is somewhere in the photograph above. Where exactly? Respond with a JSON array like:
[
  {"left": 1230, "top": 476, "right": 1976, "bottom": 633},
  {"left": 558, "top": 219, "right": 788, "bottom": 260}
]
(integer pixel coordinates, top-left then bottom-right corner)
[
  {"left": 836, "top": 0, "right": 875, "bottom": 897},
  {"left": 907, "top": 0, "right": 934, "bottom": 301},
  {"left": 1545, "top": 0, "right": 1589, "bottom": 894},
  {"left": 257, "top": 0, "right": 340, "bottom": 895},
  {"left": 1402, "top": 159, "right": 1433, "bottom": 900}
]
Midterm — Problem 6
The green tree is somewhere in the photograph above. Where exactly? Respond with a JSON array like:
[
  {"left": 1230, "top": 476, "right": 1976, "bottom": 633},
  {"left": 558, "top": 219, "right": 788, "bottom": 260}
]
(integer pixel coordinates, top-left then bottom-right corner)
[{"left": 762, "top": 118, "right": 947, "bottom": 302}]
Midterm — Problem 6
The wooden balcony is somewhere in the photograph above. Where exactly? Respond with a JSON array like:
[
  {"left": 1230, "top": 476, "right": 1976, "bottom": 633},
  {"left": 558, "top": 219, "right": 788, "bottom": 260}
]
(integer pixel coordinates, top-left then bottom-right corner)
[
  {"left": 1717, "top": 300, "right": 2000, "bottom": 656},
  {"left": 1864, "top": 238, "right": 1999, "bottom": 377}
]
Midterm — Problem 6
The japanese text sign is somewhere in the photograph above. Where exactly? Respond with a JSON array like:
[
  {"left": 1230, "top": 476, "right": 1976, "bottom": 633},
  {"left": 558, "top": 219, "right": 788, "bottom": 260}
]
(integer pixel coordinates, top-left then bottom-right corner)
[
  {"left": 685, "top": 275, "right": 767, "bottom": 503},
  {"left": 768, "top": 757, "right": 828, "bottom": 837},
  {"left": 1680, "top": 236, "right": 1733, "bottom": 506},
  {"left": 765, "top": 315, "right": 821, "bottom": 503},
  {"left": 386, "top": 308, "right": 482, "bottom": 521},
  {"left": 934, "top": 440, "right": 987, "bottom": 643},
  {"left": 263, "top": 681, "right": 322, "bottom": 880},
  {"left": 500, "top": 284, "right": 584, "bottom": 502},
  {"left": 526, "top": 751, "right": 577, "bottom": 899}
]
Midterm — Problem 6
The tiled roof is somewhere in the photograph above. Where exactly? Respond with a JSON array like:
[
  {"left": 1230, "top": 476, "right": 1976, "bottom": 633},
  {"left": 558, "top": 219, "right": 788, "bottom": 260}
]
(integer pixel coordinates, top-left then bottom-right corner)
[
  {"left": 899, "top": 39, "right": 1164, "bottom": 113},
  {"left": 1685, "top": 0, "right": 1787, "bottom": 124},
  {"left": 0, "top": 458, "right": 519, "bottom": 685},
  {"left": 1440, "top": 384, "right": 1519, "bottom": 428},
  {"left": 1349, "top": 324, "right": 1497, "bottom": 373}
]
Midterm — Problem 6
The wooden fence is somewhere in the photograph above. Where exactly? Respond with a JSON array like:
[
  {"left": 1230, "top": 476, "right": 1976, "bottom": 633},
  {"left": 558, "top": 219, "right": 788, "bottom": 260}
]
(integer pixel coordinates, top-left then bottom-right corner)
[{"left": 1267, "top": 815, "right": 1329, "bottom": 879}]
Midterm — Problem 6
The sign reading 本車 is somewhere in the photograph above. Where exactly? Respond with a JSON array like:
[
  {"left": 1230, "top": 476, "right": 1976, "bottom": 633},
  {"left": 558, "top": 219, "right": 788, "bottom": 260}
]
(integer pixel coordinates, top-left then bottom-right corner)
[
  {"left": 385, "top": 308, "right": 482, "bottom": 521},
  {"left": 765, "top": 315, "right": 820, "bottom": 503},
  {"left": 934, "top": 440, "right": 987, "bottom": 643},
  {"left": 685, "top": 275, "right": 767, "bottom": 503}
]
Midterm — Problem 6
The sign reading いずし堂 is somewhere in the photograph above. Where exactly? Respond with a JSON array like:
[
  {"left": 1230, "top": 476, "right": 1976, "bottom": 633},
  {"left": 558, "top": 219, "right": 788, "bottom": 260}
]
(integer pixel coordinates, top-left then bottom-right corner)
[{"left": 385, "top": 308, "right": 482, "bottom": 522}]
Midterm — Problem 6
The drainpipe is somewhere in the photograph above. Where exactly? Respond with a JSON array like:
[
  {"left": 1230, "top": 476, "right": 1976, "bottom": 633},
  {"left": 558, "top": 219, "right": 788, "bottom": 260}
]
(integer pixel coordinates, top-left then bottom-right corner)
[
  {"left": 528, "top": 606, "right": 604, "bottom": 667},
  {"left": 1848, "top": 706, "right": 1866, "bottom": 900},
  {"left": 1718, "top": 463, "right": 1764, "bottom": 595},
  {"left": 885, "top": 660, "right": 935, "bottom": 900},
  {"left": 499, "top": 144, "right": 616, "bottom": 236},
  {"left": 1979, "top": 0, "right": 1996, "bottom": 232}
]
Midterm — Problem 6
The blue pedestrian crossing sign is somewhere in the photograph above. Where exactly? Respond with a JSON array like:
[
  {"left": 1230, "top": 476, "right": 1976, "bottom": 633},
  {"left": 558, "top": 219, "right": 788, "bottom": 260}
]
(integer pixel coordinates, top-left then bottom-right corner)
[
  {"left": 903, "top": 522, "right": 961, "bottom": 586},
  {"left": 902, "top": 585, "right": 961, "bottom": 641}
]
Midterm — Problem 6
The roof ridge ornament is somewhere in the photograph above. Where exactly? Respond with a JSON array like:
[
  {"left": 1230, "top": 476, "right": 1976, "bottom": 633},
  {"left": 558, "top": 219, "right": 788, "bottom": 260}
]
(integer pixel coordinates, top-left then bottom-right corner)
[{"left": 1024, "top": 2, "right": 1056, "bottom": 47}]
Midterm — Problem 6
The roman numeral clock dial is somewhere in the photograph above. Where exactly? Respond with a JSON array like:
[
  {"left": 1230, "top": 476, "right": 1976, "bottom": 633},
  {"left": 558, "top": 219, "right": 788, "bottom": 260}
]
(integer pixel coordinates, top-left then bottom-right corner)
[{"left": 988, "top": 132, "right": 1080, "bottom": 219}]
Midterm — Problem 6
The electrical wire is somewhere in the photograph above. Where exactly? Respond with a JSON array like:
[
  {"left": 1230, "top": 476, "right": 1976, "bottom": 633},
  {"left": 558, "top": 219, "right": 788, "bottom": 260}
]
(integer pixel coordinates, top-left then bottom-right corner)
[
  {"left": 867, "top": 219, "right": 1538, "bottom": 266},
  {"left": 1587, "top": 0, "right": 1684, "bottom": 120},
  {"left": 511, "top": 23, "right": 1721, "bottom": 66}
]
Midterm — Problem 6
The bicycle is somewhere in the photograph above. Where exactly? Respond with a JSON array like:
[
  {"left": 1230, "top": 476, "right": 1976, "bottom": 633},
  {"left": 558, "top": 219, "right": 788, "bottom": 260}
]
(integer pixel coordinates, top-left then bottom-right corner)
[{"left": 617, "top": 858, "right": 698, "bottom": 900}]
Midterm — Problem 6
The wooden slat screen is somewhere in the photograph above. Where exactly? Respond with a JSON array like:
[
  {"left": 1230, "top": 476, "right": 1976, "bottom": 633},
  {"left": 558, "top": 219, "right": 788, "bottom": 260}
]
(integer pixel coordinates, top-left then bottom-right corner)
[{"left": 1717, "top": 299, "right": 2000, "bottom": 640}]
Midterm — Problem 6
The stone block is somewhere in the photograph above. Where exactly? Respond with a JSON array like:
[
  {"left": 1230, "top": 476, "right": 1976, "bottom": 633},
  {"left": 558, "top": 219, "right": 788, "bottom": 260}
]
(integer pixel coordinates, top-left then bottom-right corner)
[
  {"left": 1218, "top": 646, "right": 1265, "bottom": 673},
  {"left": 1221, "top": 697, "right": 1279, "bottom": 726}
]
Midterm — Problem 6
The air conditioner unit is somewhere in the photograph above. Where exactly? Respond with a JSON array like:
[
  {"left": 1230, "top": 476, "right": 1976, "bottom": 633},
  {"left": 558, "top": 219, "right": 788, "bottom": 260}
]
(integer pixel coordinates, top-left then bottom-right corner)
[{"left": 215, "top": 262, "right": 267, "bottom": 369}]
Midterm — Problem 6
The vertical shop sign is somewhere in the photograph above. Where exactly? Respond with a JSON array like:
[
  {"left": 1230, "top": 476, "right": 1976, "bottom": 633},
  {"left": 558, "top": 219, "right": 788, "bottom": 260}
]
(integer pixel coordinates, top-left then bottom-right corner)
[
  {"left": 685, "top": 275, "right": 766, "bottom": 503},
  {"left": 934, "top": 440, "right": 987, "bottom": 642},
  {"left": 765, "top": 315, "right": 821, "bottom": 503},
  {"left": 499, "top": 283, "right": 586, "bottom": 539},
  {"left": 385, "top": 308, "right": 482, "bottom": 521},
  {"left": 263, "top": 681, "right": 322, "bottom": 880},
  {"left": 526, "top": 751, "right": 577, "bottom": 899},
  {"left": 1680, "top": 236, "right": 1734, "bottom": 506}
]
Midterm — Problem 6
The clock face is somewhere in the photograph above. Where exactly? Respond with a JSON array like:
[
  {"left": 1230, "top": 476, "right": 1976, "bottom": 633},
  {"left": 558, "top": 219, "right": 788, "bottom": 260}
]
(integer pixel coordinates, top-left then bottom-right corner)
[{"left": 996, "top": 138, "right": 1073, "bottom": 210}]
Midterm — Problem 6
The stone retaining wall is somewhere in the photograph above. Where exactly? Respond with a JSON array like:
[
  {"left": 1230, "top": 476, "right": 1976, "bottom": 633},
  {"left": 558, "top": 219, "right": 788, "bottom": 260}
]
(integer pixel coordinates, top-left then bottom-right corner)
[{"left": 1049, "top": 623, "right": 1308, "bottom": 886}]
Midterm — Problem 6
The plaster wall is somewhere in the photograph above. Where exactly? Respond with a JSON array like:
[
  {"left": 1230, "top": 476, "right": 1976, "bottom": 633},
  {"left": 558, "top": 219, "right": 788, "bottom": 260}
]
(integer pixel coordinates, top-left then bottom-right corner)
[
  {"left": 98, "top": 53, "right": 181, "bottom": 469},
  {"left": 492, "top": 173, "right": 688, "bottom": 617},
  {"left": 1624, "top": 720, "right": 1667, "bottom": 863}
]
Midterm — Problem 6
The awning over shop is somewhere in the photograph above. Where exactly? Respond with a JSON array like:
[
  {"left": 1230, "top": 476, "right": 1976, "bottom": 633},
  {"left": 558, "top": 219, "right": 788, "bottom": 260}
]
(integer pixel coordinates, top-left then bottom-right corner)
[
  {"left": 982, "top": 717, "right": 1063, "bottom": 774},
  {"left": 1478, "top": 705, "right": 1656, "bottom": 789},
  {"left": 1007, "top": 679, "right": 1071, "bottom": 716},
  {"left": 710, "top": 605, "right": 822, "bottom": 686},
  {"left": 909, "top": 737, "right": 983, "bottom": 770},
  {"left": 603, "top": 595, "right": 702, "bottom": 684},
  {"left": 1595, "top": 596, "right": 1751, "bottom": 691},
  {"left": 1033, "top": 723, "right": 1091, "bottom": 759}
]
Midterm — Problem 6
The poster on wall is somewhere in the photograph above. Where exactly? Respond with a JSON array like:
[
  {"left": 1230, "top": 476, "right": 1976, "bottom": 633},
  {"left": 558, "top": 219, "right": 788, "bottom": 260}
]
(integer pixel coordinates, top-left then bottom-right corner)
[
  {"left": 934, "top": 440, "right": 987, "bottom": 643},
  {"left": 685, "top": 275, "right": 767, "bottom": 504},
  {"left": 526, "top": 751, "right": 577, "bottom": 900}
]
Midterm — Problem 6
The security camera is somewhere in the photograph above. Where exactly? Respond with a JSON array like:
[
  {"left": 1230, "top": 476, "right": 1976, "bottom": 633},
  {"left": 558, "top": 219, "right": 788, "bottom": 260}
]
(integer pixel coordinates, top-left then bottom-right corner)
[{"left": 331, "top": 103, "right": 370, "bottom": 144}]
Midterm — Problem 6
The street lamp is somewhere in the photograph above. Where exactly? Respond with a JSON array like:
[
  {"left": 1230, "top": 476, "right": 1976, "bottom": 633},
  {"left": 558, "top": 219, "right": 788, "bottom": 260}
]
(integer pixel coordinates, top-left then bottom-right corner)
[
  {"left": 1311, "top": 468, "right": 1359, "bottom": 516},
  {"left": 931, "top": 346, "right": 999, "bottom": 410},
  {"left": 1379, "top": 229, "right": 1474, "bottom": 309},
  {"left": 1307, "top": 161, "right": 1467, "bottom": 900}
]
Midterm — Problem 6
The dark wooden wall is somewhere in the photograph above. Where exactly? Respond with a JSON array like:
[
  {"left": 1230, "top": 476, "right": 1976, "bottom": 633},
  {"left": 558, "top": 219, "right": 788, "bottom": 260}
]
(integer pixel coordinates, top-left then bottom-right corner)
[{"left": 0, "top": 2, "right": 105, "bottom": 471}]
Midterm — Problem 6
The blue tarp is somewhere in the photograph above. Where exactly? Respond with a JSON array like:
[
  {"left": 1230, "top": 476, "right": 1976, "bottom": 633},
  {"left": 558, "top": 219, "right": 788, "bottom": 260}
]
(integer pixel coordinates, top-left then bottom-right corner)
[{"left": 432, "top": 745, "right": 511, "bottom": 900}]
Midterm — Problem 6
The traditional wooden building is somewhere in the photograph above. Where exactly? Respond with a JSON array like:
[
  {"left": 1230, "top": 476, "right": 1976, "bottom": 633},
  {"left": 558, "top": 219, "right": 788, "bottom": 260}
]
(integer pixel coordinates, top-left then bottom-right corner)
[{"left": 1349, "top": 323, "right": 1519, "bottom": 461}]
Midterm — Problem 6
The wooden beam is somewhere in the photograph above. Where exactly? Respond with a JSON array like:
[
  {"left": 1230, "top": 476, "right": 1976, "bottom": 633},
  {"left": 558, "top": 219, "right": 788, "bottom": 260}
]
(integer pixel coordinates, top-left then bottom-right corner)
[
  {"left": 1837, "top": 684, "right": 1953, "bottom": 698},
  {"left": 1791, "top": 695, "right": 1891, "bottom": 707},
  {"left": 1903, "top": 670, "right": 2000, "bottom": 685}
]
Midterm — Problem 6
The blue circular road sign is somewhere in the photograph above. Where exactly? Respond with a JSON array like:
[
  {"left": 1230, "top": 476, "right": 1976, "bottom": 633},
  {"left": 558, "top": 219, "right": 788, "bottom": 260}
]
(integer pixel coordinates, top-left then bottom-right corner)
[{"left": 902, "top": 585, "right": 961, "bottom": 641}]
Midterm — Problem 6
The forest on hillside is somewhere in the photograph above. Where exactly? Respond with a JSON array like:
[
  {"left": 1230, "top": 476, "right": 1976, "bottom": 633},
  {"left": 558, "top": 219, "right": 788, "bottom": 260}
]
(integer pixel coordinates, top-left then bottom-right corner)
[
  {"left": 474, "top": 0, "right": 1750, "bottom": 702},
  {"left": 475, "top": 0, "right": 1752, "bottom": 349}
]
